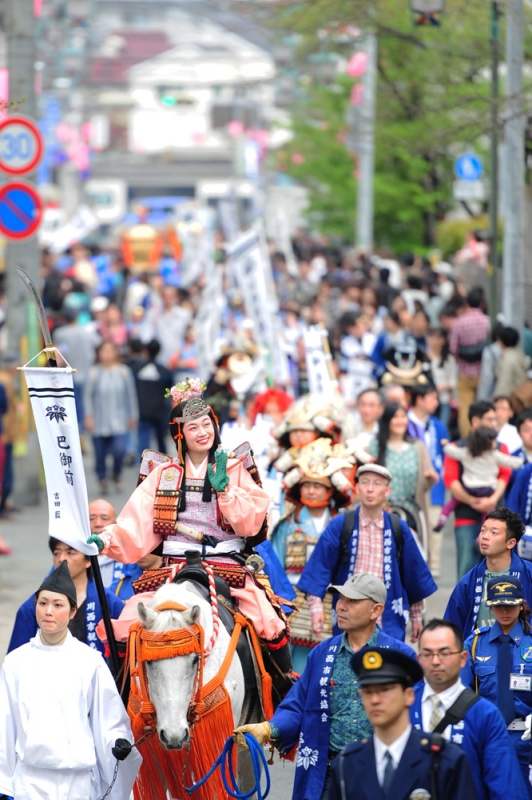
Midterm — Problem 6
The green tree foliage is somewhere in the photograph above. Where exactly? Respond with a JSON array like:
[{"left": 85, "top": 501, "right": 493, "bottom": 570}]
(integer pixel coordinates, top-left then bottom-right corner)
[
  {"left": 275, "top": 0, "right": 529, "bottom": 252},
  {"left": 276, "top": 80, "right": 356, "bottom": 241}
]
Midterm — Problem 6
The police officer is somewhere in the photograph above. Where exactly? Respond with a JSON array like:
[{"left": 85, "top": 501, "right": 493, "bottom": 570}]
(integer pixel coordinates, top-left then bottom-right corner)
[
  {"left": 327, "top": 648, "right": 477, "bottom": 800},
  {"left": 463, "top": 576, "right": 532, "bottom": 797}
]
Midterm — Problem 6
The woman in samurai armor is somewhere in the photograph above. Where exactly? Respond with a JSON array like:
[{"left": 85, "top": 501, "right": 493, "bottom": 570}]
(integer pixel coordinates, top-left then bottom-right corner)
[
  {"left": 270, "top": 439, "right": 352, "bottom": 673},
  {"left": 87, "top": 377, "right": 292, "bottom": 673}
]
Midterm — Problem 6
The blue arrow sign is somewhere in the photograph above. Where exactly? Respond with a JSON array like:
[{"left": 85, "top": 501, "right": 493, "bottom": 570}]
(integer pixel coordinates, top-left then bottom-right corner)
[{"left": 454, "top": 154, "right": 484, "bottom": 181}]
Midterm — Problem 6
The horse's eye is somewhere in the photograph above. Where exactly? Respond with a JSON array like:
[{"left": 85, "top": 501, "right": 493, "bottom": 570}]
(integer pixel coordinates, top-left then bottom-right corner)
[{"left": 192, "top": 654, "right": 200, "bottom": 665}]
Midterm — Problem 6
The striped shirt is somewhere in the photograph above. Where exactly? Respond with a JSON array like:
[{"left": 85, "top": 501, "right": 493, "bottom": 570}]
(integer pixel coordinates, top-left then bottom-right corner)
[
  {"left": 357, "top": 510, "right": 423, "bottom": 628},
  {"left": 84, "top": 364, "right": 138, "bottom": 436}
]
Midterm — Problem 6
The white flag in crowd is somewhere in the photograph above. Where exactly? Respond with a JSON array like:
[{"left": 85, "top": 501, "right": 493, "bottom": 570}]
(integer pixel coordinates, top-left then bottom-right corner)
[
  {"left": 195, "top": 265, "right": 224, "bottom": 381},
  {"left": 303, "top": 325, "right": 338, "bottom": 398},
  {"left": 22, "top": 367, "right": 97, "bottom": 556},
  {"left": 227, "top": 227, "right": 290, "bottom": 384}
]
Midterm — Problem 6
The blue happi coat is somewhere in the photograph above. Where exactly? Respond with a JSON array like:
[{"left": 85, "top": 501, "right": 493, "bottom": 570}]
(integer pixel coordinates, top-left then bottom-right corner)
[
  {"left": 411, "top": 681, "right": 529, "bottom": 800},
  {"left": 8, "top": 578, "right": 124, "bottom": 657},
  {"left": 272, "top": 630, "right": 415, "bottom": 800},
  {"left": 407, "top": 414, "right": 448, "bottom": 506},
  {"left": 506, "top": 460, "right": 532, "bottom": 522},
  {"left": 255, "top": 539, "right": 296, "bottom": 612},
  {"left": 109, "top": 563, "right": 143, "bottom": 601},
  {"left": 444, "top": 550, "right": 532, "bottom": 637},
  {"left": 297, "top": 508, "right": 437, "bottom": 641}
]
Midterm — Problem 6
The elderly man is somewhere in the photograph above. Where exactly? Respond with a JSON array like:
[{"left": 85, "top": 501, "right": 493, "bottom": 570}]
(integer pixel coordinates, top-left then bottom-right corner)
[
  {"left": 90, "top": 498, "right": 120, "bottom": 589},
  {"left": 90, "top": 498, "right": 142, "bottom": 598},
  {"left": 298, "top": 463, "right": 437, "bottom": 643},
  {"left": 234, "top": 574, "right": 415, "bottom": 800}
]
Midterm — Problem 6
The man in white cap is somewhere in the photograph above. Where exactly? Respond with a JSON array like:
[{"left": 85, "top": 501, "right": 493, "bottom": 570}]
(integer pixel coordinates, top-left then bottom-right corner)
[
  {"left": 298, "top": 463, "right": 437, "bottom": 644},
  {"left": 234, "top": 573, "right": 415, "bottom": 800}
]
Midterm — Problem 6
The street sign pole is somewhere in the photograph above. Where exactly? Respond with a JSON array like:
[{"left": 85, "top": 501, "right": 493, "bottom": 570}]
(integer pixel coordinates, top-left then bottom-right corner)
[
  {"left": 6, "top": 0, "right": 41, "bottom": 505},
  {"left": 489, "top": 1, "right": 500, "bottom": 328},
  {"left": 502, "top": 0, "right": 525, "bottom": 336}
]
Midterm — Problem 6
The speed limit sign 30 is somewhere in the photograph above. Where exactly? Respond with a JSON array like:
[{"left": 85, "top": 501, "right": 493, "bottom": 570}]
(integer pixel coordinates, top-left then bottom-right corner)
[{"left": 0, "top": 115, "right": 44, "bottom": 175}]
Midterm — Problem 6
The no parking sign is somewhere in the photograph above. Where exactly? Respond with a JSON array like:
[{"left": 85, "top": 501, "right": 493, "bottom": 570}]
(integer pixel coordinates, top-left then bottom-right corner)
[
  {"left": 0, "top": 116, "right": 45, "bottom": 239},
  {"left": 0, "top": 181, "right": 43, "bottom": 239}
]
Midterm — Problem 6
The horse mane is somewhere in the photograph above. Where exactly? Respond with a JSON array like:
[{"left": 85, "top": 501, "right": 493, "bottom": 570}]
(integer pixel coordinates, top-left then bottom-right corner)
[{"left": 145, "top": 581, "right": 214, "bottom": 638}]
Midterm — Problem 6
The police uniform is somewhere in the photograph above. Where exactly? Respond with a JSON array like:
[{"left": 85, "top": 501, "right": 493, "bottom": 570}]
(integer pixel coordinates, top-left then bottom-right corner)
[
  {"left": 327, "top": 648, "right": 477, "bottom": 800},
  {"left": 463, "top": 576, "right": 532, "bottom": 798}
]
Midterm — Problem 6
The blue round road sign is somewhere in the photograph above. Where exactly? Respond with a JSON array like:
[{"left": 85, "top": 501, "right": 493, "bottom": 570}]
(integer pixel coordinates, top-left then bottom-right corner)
[
  {"left": 0, "top": 181, "right": 43, "bottom": 239},
  {"left": 454, "top": 154, "right": 484, "bottom": 181}
]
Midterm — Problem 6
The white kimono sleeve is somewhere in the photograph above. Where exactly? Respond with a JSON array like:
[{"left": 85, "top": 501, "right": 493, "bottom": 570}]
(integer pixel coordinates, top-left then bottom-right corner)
[
  {"left": 89, "top": 661, "right": 142, "bottom": 800},
  {"left": 0, "top": 665, "right": 16, "bottom": 797}
]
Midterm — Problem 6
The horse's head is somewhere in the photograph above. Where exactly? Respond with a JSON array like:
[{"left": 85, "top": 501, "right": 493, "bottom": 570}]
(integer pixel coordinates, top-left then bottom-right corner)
[{"left": 137, "top": 582, "right": 211, "bottom": 750}]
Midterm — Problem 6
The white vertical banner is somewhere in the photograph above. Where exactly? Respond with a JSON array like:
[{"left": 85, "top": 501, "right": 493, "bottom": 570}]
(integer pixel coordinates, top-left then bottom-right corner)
[
  {"left": 303, "top": 325, "right": 338, "bottom": 398},
  {"left": 195, "top": 265, "right": 224, "bottom": 381},
  {"left": 22, "top": 367, "right": 97, "bottom": 556},
  {"left": 227, "top": 227, "right": 290, "bottom": 385}
]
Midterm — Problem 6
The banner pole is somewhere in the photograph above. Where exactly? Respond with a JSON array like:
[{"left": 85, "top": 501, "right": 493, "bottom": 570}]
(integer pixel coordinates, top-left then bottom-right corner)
[
  {"left": 90, "top": 555, "right": 121, "bottom": 676},
  {"left": 17, "top": 267, "right": 121, "bottom": 680}
]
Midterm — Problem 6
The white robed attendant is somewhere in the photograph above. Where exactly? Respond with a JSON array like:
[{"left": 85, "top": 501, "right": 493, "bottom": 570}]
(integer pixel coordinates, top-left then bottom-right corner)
[{"left": 0, "top": 561, "right": 141, "bottom": 800}]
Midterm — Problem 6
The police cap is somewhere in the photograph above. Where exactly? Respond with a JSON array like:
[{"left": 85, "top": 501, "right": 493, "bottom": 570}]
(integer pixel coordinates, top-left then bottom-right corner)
[
  {"left": 486, "top": 575, "right": 525, "bottom": 606},
  {"left": 351, "top": 646, "right": 423, "bottom": 687}
]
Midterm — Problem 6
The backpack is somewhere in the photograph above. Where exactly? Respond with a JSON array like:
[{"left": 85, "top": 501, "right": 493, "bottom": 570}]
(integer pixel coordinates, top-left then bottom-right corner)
[{"left": 334, "top": 508, "right": 404, "bottom": 581}]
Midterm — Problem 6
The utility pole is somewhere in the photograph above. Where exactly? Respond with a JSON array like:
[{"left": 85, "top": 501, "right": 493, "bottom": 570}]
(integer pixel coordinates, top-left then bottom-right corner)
[
  {"left": 502, "top": 0, "right": 525, "bottom": 335},
  {"left": 356, "top": 32, "right": 377, "bottom": 254},
  {"left": 6, "top": 0, "right": 41, "bottom": 505},
  {"left": 488, "top": 1, "right": 500, "bottom": 327}
]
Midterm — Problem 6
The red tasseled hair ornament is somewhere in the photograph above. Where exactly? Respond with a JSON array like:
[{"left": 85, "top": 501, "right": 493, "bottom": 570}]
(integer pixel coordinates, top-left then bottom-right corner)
[{"left": 249, "top": 389, "right": 294, "bottom": 425}]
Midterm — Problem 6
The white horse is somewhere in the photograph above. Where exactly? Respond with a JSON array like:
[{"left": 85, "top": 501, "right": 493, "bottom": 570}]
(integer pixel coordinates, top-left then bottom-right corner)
[
  {"left": 136, "top": 580, "right": 260, "bottom": 796},
  {"left": 137, "top": 580, "right": 246, "bottom": 749}
]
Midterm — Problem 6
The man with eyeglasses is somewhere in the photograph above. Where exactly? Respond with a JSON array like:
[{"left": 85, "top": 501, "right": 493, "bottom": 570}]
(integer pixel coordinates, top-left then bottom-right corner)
[
  {"left": 410, "top": 618, "right": 528, "bottom": 800},
  {"left": 327, "top": 647, "right": 476, "bottom": 800},
  {"left": 298, "top": 464, "right": 437, "bottom": 644}
]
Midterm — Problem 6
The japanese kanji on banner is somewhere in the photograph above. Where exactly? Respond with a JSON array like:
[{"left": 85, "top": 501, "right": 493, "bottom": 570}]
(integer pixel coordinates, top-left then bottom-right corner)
[
  {"left": 227, "top": 227, "right": 290, "bottom": 384},
  {"left": 22, "top": 366, "right": 97, "bottom": 556},
  {"left": 303, "top": 325, "right": 339, "bottom": 398}
]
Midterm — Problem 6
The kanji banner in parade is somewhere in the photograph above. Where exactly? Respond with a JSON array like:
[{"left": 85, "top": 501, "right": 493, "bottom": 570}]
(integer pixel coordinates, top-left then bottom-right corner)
[
  {"left": 227, "top": 227, "right": 290, "bottom": 384},
  {"left": 22, "top": 366, "right": 97, "bottom": 556},
  {"left": 195, "top": 264, "right": 223, "bottom": 381},
  {"left": 303, "top": 325, "right": 339, "bottom": 398}
]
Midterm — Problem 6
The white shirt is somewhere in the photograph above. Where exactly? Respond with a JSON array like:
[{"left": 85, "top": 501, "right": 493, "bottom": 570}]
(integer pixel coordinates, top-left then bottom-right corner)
[
  {"left": 497, "top": 423, "right": 523, "bottom": 454},
  {"left": 408, "top": 409, "right": 432, "bottom": 453},
  {"left": 421, "top": 679, "right": 465, "bottom": 740},
  {"left": 97, "top": 554, "right": 117, "bottom": 588},
  {"left": 374, "top": 724, "right": 412, "bottom": 786}
]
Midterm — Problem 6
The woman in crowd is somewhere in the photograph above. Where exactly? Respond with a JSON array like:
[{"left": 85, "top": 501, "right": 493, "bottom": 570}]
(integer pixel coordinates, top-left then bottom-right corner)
[
  {"left": 426, "top": 328, "right": 457, "bottom": 428},
  {"left": 367, "top": 401, "right": 437, "bottom": 556},
  {"left": 85, "top": 340, "right": 138, "bottom": 493}
]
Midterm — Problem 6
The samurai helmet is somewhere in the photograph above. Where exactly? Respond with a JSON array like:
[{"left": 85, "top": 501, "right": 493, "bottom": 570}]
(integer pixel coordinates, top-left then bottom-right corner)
[
  {"left": 166, "top": 378, "right": 210, "bottom": 423},
  {"left": 273, "top": 392, "right": 345, "bottom": 446}
]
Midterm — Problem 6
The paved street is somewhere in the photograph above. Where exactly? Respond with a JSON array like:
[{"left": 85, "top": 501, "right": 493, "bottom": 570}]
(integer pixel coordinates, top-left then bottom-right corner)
[{"left": 0, "top": 451, "right": 457, "bottom": 799}]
